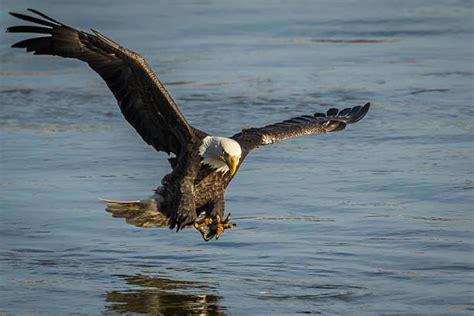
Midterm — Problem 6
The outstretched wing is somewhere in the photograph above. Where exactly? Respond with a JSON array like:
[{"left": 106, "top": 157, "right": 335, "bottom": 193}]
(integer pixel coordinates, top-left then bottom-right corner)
[
  {"left": 232, "top": 103, "right": 370, "bottom": 152},
  {"left": 7, "top": 9, "right": 199, "bottom": 155}
]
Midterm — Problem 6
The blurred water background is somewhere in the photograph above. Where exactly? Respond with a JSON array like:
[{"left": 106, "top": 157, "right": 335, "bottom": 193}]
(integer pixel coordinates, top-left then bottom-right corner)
[{"left": 1, "top": 0, "right": 473, "bottom": 314}]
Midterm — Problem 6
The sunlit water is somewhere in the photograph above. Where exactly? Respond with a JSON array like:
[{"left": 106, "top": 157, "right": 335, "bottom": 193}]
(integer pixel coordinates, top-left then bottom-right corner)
[{"left": 1, "top": 0, "right": 473, "bottom": 315}]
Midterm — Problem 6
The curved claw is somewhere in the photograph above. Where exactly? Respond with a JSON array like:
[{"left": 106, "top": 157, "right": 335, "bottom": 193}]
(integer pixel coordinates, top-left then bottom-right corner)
[
  {"left": 209, "top": 214, "right": 236, "bottom": 240},
  {"left": 194, "top": 217, "right": 213, "bottom": 241},
  {"left": 194, "top": 213, "right": 235, "bottom": 241}
]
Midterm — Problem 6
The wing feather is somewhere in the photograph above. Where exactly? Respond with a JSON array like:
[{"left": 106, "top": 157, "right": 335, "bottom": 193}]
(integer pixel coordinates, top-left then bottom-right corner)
[
  {"left": 8, "top": 9, "right": 200, "bottom": 155},
  {"left": 233, "top": 103, "right": 370, "bottom": 152}
]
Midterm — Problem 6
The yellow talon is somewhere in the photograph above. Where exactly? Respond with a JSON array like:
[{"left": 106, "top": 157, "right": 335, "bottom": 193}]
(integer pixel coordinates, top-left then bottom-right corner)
[
  {"left": 215, "top": 213, "right": 234, "bottom": 239},
  {"left": 197, "top": 226, "right": 207, "bottom": 239},
  {"left": 193, "top": 213, "right": 235, "bottom": 241}
]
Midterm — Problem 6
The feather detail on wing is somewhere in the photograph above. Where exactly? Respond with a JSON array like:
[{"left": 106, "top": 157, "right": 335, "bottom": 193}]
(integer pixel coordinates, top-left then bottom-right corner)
[
  {"left": 233, "top": 103, "right": 370, "bottom": 152},
  {"left": 7, "top": 9, "right": 198, "bottom": 155}
]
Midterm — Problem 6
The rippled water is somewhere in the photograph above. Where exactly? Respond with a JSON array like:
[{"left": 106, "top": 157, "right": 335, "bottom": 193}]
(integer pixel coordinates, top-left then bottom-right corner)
[{"left": 1, "top": 0, "right": 473, "bottom": 315}]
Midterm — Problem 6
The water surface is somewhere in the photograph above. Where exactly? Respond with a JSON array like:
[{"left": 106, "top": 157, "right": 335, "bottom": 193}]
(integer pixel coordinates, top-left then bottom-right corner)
[{"left": 1, "top": 0, "right": 473, "bottom": 315}]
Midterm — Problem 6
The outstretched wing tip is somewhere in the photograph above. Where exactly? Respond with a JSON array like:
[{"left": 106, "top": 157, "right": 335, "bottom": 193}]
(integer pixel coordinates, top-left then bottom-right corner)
[
  {"left": 317, "top": 101, "right": 370, "bottom": 122},
  {"left": 8, "top": 9, "right": 196, "bottom": 156},
  {"left": 26, "top": 8, "right": 63, "bottom": 25},
  {"left": 8, "top": 10, "right": 58, "bottom": 28},
  {"left": 234, "top": 101, "right": 371, "bottom": 150},
  {"left": 350, "top": 102, "right": 371, "bottom": 123},
  {"left": 362, "top": 102, "right": 370, "bottom": 112}
]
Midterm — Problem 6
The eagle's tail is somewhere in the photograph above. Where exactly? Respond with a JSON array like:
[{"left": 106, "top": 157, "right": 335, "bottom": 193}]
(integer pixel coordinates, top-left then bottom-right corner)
[{"left": 100, "top": 194, "right": 169, "bottom": 228}]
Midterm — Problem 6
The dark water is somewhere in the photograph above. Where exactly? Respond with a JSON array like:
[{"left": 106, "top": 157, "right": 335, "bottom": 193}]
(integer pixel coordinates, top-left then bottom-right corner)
[{"left": 1, "top": 0, "right": 473, "bottom": 314}]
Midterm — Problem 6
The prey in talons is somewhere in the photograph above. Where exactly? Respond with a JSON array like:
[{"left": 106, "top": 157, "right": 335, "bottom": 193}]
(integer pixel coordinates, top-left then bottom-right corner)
[{"left": 194, "top": 213, "right": 235, "bottom": 241}]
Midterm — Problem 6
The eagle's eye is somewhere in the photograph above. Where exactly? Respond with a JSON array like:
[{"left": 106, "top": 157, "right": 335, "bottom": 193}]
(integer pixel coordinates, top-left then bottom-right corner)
[{"left": 221, "top": 150, "right": 230, "bottom": 159}]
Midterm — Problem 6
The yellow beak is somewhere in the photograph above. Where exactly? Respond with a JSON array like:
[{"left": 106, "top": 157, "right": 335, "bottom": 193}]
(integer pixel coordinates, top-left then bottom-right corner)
[{"left": 226, "top": 156, "right": 238, "bottom": 176}]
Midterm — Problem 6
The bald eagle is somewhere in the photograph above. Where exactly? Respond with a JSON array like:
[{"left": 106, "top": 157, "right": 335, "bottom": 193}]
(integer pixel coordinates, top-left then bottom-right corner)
[{"left": 8, "top": 9, "right": 370, "bottom": 240}]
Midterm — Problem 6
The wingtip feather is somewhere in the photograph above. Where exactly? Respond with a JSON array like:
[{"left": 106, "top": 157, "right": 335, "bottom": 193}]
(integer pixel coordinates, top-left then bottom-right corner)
[
  {"left": 349, "top": 102, "right": 370, "bottom": 123},
  {"left": 8, "top": 11, "right": 57, "bottom": 27},
  {"left": 27, "top": 8, "right": 63, "bottom": 25}
]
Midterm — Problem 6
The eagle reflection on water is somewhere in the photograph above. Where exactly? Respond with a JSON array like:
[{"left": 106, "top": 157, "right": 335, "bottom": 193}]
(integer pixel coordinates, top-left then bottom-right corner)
[{"left": 105, "top": 274, "right": 224, "bottom": 315}]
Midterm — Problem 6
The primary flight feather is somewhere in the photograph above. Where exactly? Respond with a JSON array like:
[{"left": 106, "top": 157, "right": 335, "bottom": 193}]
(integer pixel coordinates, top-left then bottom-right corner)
[{"left": 7, "top": 9, "right": 370, "bottom": 240}]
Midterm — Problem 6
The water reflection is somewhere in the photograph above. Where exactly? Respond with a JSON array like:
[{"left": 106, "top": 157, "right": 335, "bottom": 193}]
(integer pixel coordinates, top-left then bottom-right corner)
[{"left": 105, "top": 274, "right": 225, "bottom": 315}]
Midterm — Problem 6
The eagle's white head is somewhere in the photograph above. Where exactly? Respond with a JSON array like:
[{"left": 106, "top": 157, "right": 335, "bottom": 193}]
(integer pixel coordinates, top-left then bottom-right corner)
[{"left": 199, "top": 136, "right": 242, "bottom": 175}]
